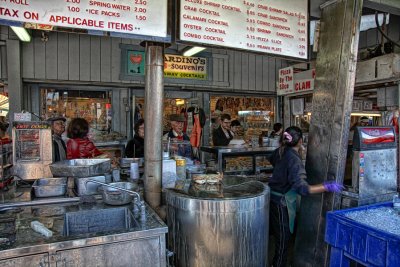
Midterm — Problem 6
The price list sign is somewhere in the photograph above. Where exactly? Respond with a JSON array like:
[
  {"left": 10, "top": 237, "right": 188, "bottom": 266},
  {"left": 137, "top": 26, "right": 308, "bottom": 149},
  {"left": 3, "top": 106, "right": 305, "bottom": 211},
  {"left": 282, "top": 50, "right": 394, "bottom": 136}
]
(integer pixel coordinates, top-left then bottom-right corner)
[
  {"left": 0, "top": 0, "right": 168, "bottom": 39},
  {"left": 179, "top": 0, "right": 308, "bottom": 59}
]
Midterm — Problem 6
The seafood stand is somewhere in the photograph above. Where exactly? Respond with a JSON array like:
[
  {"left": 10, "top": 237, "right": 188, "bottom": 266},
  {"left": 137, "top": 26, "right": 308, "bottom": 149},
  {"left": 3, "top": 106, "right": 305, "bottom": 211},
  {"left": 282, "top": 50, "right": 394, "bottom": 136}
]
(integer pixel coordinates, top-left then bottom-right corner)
[{"left": 341, "top": 126, "right": 398, "bottom": 208}]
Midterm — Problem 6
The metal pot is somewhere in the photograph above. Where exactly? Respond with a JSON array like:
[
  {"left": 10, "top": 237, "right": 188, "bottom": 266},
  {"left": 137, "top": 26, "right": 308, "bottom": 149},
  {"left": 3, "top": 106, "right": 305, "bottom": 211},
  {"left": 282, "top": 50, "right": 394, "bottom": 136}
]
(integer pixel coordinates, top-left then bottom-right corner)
[
  {"left": 120, "top": 158, "right": 144, "bottom": 168},
  {"left": 101, "top": 182, "right": 138, "bottom": 205}
]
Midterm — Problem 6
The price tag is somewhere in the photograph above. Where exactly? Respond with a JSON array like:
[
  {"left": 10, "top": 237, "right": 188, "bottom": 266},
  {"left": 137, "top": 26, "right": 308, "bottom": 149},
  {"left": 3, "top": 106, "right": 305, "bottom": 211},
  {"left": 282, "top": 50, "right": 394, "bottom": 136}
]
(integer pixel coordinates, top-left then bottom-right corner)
[{"left": 14, "top": 113, "right": 32, "bottom": 122}]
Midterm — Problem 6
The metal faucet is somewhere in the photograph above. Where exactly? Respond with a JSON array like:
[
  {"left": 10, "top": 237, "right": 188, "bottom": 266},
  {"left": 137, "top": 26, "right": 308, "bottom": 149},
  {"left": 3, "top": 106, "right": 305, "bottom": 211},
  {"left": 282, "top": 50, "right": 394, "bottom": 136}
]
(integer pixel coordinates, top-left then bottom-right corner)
[{"left": 85, "top": 180, "right": 146, "bottom": 223}]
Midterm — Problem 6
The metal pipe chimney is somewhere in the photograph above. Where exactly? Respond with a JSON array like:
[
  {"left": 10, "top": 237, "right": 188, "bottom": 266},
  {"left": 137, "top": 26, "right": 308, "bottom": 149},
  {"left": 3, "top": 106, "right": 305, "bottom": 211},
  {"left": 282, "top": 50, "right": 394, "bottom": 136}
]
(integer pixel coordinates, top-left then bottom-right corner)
[{"left": 143, "top": 42, "right": 164, "bottom": 218}]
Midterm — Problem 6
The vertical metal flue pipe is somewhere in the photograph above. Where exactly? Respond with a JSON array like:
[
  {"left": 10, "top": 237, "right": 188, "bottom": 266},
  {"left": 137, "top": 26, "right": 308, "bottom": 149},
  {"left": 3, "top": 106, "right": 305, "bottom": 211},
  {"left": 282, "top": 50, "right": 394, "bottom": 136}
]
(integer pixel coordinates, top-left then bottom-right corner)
[{"left": 143, "top": 43, "right": 164, "bottom": 216}]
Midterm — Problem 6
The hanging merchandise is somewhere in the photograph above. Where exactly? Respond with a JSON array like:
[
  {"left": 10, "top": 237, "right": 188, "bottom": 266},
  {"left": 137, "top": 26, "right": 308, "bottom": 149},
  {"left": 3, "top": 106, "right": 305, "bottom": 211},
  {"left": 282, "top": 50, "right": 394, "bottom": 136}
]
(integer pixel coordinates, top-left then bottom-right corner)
[{"left": 186, "top": 110, "right": 193, "bottom": 137}]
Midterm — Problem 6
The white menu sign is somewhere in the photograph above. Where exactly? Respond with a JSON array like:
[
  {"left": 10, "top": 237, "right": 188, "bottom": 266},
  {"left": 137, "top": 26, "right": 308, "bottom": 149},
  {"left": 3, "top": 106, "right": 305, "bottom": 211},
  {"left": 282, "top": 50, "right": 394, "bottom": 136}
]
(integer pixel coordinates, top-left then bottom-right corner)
[
  {"left": 0, "top": 0, "right": 168, "bottom": 38},
  {"left": 179, "top": 0, "right": 308, "bottom": 59},
  {"left": 277, "top": 66, "right": 294, "bottom": 95}
]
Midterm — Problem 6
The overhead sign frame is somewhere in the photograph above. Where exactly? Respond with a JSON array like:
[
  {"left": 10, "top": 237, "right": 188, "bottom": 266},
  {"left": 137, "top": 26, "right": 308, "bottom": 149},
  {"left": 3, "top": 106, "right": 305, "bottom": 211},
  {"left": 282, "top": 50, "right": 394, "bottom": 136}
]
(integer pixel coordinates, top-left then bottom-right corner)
[
  {"left": 177, "top": 0, "right": 310, "bottom": 61},
  {"left": 0, "top": 0, "right": 171, "bottom": 42}
]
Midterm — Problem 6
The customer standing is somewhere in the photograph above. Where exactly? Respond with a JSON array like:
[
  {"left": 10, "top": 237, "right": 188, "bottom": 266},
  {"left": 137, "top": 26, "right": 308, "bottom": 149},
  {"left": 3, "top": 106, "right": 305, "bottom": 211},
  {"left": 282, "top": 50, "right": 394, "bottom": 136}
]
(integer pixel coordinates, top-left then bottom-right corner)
[
  {"left": 66, "top": 118, "right": 103, "bottom": 159},
  {"left": 212, "top": 113, "right": 233, "bottom": 146},
  {"left": 125, "top": 119, "right": 145, "bottom": 158},
  {"left": 47, "top": 116, "right": 67, "bottom": 162},
  {"left": 268, "top": 126, "right": 343, "bottom": 267}
]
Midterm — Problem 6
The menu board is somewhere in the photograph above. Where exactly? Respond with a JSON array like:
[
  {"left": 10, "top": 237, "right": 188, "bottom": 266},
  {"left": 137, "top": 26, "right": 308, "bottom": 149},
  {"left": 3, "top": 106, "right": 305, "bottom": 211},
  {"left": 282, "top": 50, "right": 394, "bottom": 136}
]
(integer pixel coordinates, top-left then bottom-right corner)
[
  {"left": 0, "top": 0, "right": 168, "bottom": 39},
  {"left": 179, "top": 0, "right": 308, "bottom": 59}
]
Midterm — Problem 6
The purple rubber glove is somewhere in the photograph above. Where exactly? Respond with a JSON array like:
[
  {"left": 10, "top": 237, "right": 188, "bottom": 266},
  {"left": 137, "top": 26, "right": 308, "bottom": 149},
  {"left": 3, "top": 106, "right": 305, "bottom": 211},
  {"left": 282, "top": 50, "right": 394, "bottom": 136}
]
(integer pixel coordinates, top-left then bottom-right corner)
[{"left": 323, "top": 181, "right": 344, "bottom": 193}]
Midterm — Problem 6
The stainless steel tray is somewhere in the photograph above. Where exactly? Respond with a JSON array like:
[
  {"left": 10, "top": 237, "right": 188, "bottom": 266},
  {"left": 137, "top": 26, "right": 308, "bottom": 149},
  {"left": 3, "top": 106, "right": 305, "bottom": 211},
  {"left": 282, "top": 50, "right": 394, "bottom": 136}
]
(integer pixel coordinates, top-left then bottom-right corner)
[
  {"left": 50, "top": 159, "right": 111, "bottom": 178},
  {"left": 32, "top": 178, "right": 67, "bottom": 197}
]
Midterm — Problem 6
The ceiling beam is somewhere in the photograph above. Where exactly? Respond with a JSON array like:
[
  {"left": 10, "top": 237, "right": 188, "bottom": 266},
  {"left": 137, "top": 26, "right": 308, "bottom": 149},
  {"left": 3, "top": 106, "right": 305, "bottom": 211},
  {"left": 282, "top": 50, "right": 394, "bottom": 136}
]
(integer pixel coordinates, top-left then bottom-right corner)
[{"left": 364, "top": 0, "right": 400, "bottom": 16}]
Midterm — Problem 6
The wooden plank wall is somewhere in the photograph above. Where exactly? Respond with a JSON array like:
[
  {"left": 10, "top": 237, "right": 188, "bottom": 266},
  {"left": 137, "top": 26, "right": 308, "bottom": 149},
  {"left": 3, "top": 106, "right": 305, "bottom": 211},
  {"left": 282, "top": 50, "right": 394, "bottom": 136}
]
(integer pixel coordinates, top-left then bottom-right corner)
[{"left": 18, "top": 30, "right": 288, "bottom": 94}]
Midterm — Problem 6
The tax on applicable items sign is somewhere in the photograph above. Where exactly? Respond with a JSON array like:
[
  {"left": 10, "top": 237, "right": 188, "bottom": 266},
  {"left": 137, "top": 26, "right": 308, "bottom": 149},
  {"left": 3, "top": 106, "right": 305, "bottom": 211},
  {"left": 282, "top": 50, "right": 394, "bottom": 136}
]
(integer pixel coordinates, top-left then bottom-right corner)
[
  {"left": 179, "top": 0, "right": 308, "bottom": 60},
  {"left": 0, "top": 0, "right": 168, "bottom": 38}
]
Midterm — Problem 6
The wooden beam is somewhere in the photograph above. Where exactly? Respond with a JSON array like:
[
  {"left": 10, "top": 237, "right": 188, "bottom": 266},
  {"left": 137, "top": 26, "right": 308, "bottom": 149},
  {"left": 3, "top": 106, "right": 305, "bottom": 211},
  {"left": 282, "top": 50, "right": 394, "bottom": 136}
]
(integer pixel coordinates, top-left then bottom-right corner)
[{"left": 364, "top": 0, "right": 400, "bottom": 16}]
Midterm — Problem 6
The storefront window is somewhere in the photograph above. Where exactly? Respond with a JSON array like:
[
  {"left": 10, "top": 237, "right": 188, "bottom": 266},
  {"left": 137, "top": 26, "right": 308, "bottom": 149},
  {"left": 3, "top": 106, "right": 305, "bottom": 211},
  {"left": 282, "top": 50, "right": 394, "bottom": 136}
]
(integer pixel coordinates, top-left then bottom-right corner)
[
  {"left": 134, "top": 97, "right": 189, "bottom": 134},
  {"left": 41, "top": 88, "right": 112, "bottom": 132},
  {"left": 210, "top": 96, "right": 275, "bottom": 140}
]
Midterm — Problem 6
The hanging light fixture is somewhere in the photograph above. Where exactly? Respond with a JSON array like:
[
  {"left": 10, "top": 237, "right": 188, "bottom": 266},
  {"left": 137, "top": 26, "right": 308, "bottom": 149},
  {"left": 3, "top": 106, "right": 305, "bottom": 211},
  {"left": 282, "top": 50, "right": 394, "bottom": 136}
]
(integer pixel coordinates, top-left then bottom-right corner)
[
  {"left": 183, "top": 46, "right": 206, "bottom": 57},
  {"left": 10, "top": 26, "right": 31, "bottom": 42}
]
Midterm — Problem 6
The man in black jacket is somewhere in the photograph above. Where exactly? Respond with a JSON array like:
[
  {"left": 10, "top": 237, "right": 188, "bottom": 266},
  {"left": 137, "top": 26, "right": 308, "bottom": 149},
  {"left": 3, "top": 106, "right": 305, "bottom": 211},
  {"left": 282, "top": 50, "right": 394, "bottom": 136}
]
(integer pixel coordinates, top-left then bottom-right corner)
[
  {"left": 47, "top": 116, "right": 67, "bottom": 162},
  {"left": 212, "top": 113, "right": 233, "bottom": 146}
]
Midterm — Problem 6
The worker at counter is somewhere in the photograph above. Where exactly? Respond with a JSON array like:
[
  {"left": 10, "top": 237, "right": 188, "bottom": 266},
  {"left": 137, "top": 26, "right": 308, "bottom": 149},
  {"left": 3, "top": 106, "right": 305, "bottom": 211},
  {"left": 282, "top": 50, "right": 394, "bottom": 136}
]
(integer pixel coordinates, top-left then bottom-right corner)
[
  {"left": 47, "top": 116, "right": 67, "bottom": 162},
  {"left": 230, "top": 120, "right": 241, "bottom": 136},
  {"left": 125, "top": 119, "right": 145, "bottom": 158},
  {"left": 212, "top": 113, "right": 233, "bottom": 146},
  {"left": 269, "top": 126, "right": 344, "bottom": 267}
]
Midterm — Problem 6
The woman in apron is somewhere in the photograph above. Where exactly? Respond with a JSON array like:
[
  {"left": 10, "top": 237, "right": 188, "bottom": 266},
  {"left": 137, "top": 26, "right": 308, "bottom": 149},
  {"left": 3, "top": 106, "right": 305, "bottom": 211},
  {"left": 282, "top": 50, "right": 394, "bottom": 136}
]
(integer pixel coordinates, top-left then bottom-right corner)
[{"left": 268, "top": 126, "right": 343, "bottom": 267}]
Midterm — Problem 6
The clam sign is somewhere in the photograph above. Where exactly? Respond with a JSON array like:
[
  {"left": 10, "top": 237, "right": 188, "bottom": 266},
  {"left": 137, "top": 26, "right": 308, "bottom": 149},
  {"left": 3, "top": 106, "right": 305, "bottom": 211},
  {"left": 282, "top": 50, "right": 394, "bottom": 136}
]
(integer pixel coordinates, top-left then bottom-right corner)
[
  {"left": 277, "top": 67, "right": 315, "bottom": 95},
  {"left": 0, "top": 0, "right": 168, "bottom": 39}
]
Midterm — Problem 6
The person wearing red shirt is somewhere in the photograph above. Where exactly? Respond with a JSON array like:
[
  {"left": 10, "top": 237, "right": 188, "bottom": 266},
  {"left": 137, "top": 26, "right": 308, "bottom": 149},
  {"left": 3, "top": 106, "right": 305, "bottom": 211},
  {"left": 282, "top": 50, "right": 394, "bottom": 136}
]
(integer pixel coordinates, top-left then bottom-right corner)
[{"left": 66, "top": 118, "right": 103, "bottom": 159}]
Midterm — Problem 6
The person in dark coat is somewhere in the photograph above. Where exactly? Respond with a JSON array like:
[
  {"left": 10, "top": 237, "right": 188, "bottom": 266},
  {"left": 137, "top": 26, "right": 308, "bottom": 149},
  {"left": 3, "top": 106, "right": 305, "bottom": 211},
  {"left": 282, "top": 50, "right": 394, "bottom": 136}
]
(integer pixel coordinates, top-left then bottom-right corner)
[
  {"left": 47, "top": 116, "right": 67, "bottom": 162},
  {"left": 212, "top": 113, "right": 233, "bottom": 146},
  {"left": 125, "top": 119, "right": 145, "bottom": 158}
]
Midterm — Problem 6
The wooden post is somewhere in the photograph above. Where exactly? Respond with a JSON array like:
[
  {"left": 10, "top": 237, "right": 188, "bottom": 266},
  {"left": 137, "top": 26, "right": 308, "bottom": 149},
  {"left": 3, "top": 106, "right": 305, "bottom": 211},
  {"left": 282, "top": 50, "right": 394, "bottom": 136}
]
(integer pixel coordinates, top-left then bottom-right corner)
[{"left": 293, "top": 0, "right": 363, "bottom": 266}]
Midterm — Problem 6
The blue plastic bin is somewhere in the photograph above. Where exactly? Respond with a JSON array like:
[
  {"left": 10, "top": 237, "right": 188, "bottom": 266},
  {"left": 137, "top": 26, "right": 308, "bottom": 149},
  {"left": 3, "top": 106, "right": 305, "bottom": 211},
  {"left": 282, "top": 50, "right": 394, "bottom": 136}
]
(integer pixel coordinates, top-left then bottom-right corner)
[{"left": 325, "top": 202, "right": 400, "bottom": 267}]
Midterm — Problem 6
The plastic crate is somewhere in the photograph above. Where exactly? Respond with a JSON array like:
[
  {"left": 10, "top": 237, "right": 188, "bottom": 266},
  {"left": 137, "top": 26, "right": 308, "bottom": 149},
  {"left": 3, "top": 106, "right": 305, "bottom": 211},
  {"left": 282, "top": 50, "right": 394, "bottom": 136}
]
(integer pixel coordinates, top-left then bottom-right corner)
[{"left": 325, "top": 202, "right": 400, "bottom": 267}]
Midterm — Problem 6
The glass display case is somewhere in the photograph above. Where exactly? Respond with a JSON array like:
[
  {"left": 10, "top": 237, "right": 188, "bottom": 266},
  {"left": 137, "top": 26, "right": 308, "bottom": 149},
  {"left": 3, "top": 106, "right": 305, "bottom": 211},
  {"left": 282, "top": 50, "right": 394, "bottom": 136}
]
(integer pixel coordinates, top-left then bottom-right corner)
[
  {"left": 224, "top": 155, "right": 273, "bottom": 174},
  {"left": 12, "top": 122, "right": 53, "bottom": 180},
  {"left": 209, "top": 96, "right": 275, "bottom": 143},
  {"left": 200, "top": 146, "right": 274, "bottom": 175},
  {"left": 238, "top": 110, "right": 273, "bottom": 139}
]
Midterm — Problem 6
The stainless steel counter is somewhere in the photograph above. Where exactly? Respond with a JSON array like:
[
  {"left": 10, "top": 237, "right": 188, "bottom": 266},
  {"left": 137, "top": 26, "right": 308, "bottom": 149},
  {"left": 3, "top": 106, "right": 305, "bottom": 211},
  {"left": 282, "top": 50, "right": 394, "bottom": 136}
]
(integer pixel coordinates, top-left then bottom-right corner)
[
  {"left": 200, "top": 146, "right": 275, "bottom": 174},
  {"left": 0, "top": 198, "right": 167, "bottom": 266}
]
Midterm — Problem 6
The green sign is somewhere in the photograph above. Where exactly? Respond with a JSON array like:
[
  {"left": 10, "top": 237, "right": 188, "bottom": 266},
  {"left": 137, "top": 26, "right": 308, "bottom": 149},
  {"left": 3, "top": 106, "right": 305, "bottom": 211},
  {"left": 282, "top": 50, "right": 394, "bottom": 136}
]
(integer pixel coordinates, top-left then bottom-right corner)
[
  {"left": 127, "top": 51, "right": 145, "bottom": 75},
  {"left": 126, "top": 51, "right": 208, "bottom": 80}
]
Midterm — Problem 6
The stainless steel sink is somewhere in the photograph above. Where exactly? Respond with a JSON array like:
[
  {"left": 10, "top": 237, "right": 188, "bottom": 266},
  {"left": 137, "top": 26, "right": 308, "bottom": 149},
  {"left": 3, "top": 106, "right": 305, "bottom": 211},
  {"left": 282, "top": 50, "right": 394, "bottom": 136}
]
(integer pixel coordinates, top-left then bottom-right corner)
[{"left": 63, "top": 207, "right": 137, "bottom": 236}]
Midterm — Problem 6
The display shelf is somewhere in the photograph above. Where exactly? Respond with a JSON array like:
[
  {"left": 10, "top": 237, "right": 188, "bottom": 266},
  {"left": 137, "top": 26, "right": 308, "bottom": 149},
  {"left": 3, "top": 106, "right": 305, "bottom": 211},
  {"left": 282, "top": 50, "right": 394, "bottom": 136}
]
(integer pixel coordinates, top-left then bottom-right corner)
[{"left": 238, "top": 110, "right": 273, "bottom": 138}]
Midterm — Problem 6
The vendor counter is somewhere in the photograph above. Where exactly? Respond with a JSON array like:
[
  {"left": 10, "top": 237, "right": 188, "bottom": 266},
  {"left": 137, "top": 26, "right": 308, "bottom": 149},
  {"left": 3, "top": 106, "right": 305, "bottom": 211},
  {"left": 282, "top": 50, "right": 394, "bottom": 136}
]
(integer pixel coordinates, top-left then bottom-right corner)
[{"left": 0, "top": 195, "right": 167, "bottom": 267}]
